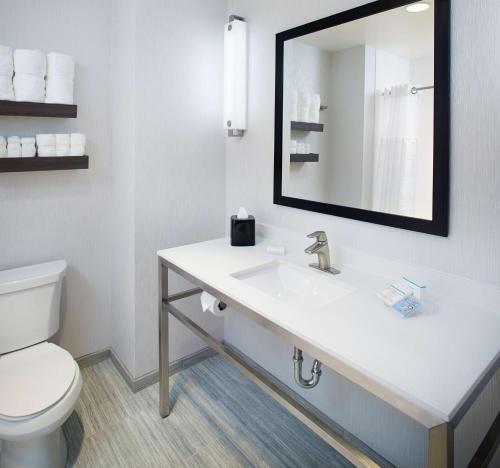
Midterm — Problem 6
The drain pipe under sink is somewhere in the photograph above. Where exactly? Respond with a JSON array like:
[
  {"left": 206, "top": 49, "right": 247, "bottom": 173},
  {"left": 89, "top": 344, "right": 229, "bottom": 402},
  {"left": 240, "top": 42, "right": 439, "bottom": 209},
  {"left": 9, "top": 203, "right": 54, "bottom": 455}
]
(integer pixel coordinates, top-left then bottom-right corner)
[{"left": 293, "top": 347, "right": 322, "bottom": 389}]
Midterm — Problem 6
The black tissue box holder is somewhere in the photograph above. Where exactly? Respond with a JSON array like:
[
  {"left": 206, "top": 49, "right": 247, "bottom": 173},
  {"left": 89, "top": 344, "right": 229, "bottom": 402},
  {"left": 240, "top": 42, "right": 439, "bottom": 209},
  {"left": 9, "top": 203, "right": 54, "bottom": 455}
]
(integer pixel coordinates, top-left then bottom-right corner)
[{"left": 231, "top": 215, "right": 255, "bottom": 246}]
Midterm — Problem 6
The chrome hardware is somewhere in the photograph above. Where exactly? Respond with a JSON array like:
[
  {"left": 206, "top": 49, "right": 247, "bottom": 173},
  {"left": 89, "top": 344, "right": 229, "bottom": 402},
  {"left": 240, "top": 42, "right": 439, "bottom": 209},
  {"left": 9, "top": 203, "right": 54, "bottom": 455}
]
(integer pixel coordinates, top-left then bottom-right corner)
[
  {"left": 304, "top": 231, "right": 340, "bottom": 275},
  {"left": 293, "top": 347, "right": 322, "bottom": 389}
]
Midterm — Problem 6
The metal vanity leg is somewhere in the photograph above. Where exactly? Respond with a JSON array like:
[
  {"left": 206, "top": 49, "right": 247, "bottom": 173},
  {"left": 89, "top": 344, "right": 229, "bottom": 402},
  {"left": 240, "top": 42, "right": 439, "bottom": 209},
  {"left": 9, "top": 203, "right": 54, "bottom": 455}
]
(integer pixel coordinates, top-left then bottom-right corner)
[
  {"left": 428, "top": 423, "right": 453, "bottom": 468},
  {"left": 159, "top": 260, "right": 170, "bottom": 417}
]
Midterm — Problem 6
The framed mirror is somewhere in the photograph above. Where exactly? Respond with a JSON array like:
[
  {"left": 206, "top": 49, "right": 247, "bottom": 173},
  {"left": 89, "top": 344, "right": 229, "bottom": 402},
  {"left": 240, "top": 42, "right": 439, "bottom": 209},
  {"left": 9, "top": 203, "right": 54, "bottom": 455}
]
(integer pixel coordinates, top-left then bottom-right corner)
[{"left": 274, "top": 0, "right": 450, "bottom": 236}]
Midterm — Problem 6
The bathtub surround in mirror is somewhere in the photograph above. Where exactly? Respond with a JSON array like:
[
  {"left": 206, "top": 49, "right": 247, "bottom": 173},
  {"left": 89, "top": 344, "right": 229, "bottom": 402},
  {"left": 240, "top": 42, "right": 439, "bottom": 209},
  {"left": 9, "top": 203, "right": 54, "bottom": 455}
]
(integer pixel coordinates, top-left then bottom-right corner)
[{"left": 274, "top": 0, "right": 450, "bottom": 236}]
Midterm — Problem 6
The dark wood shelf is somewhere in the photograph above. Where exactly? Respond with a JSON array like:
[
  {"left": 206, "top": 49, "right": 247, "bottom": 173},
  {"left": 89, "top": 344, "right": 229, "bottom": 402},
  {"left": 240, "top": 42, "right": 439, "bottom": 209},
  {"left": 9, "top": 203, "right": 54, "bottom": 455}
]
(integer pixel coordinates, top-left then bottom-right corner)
[
  {"left": 0, "top": 100, "right": 77, "bottom": 118},
  {"left": 290, "top": 153, "right": 319, "bottom": 163},
  {"left": 291, "top": 121, "right": 324, "bottom": 132},
  {"left": 0, "top": 156, "right": 88, "bottom": 173}
]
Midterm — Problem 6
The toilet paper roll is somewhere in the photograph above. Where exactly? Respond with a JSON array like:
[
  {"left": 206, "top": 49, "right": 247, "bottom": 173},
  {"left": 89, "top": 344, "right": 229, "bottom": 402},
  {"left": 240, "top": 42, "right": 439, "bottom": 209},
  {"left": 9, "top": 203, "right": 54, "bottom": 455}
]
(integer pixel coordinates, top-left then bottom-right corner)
[{"left": 200, "top": 292, "right": 226, "bottom": 317}]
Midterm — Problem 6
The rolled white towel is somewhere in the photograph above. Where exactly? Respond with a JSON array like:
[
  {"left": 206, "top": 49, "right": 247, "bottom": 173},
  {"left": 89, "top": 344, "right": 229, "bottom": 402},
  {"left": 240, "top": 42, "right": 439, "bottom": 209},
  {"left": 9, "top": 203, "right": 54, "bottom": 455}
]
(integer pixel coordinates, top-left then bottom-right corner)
[
  {"left": 7, "top": 143, "right": 21, "bottom": 158},
  {"left": 0, "top": 76, "right": 14, "bottom": 100},
  {"left": 7, "top": 136, "right": 20, "bottom": 145},
  {"left": 69, "top": 145, "right": 85, "bottom": 156},
  {"left": 21, "top": 144, "right": 36, "bottom": 157},
  {"left": 0, "top": 45, "right": 14, "bottom": 77},
  {"left": 21, "top": 137, "right": 35, "bottom": 145},
  {"left": 14, "top": 74, "right": 45, "bottom": 102},
  {"left": 55, "top": 133, "right": 70, "bottom": 146},
  {"left": 70, "top": 133, "right": 86, "bottom": 146},
  {"left": 36, "top": 134, "right": 55, "bottom": 147},
  {"left": 56, "top": 145, "right": 69, "bottom": 156},
  {"left": 37, "top": 146, "right": 56, "bottom": 157},
  {"left": 14, "top": 49, "right": 46, "bottom": 77},
  {"left": 45, "top": 76, "right": 73, "bottom": 104},
  {"left": 47, "top": 53, "right": 75, "bottom": 80}
]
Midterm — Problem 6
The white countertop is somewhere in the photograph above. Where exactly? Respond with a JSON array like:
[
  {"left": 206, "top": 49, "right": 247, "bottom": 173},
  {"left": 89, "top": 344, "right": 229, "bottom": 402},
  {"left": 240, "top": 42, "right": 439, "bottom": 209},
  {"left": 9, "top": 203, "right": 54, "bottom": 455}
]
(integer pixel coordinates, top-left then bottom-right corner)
[{"left": 158, "top": 236, "right": 500, "bottom": 428}]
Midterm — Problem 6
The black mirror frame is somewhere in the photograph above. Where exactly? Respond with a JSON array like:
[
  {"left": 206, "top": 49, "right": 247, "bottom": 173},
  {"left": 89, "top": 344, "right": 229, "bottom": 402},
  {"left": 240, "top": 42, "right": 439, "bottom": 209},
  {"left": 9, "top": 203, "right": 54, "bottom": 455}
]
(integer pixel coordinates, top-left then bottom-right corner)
[{"left": 274, "top": 0, "right": 450, "bottom": 237}]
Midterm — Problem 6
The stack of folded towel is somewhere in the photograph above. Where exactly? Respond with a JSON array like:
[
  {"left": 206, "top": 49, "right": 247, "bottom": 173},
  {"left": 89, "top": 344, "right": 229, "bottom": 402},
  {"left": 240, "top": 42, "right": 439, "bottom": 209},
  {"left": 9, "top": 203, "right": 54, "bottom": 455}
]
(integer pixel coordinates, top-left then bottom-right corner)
[
  {"left": 13, "top": 49, "right": 46, "bottom": 103},
  {"left": 36, "top": 134, "right": 56, "bottom": 157},
  {"left": 21, "top": 137, "right": 36, "bottom": 157},
  {"left": 0, "top": 46, "right": 14, "bottom": 100},
  {"left": 55, "top": 134, "right": 70, "bottom": 156},
  {"left": 45, "top": 53, "right": 75, "bottom": 105},
  {"left": 0, "top": 137, "right": 6, "bottom": 157},
  {"left": 7, "top": 136, "right": 21, "bottom": 157},
  {"left": 70, "top": 133, "right": 86, "bottom": 156}
]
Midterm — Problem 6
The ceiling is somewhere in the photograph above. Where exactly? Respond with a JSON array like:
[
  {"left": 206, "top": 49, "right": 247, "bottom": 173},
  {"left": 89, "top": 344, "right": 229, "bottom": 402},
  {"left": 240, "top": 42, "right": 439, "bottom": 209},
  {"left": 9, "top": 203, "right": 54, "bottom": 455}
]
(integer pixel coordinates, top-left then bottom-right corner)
[{"left": 296, "top": 1, "right": 434, "bottom": 60}]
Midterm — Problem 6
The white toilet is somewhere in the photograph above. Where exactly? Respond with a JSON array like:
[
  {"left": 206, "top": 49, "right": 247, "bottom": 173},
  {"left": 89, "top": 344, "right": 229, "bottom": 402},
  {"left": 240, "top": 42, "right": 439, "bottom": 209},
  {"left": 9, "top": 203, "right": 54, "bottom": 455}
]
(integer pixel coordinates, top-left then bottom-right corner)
[{"left": 0, "top": 260, "right": 82, "bottom": 468}]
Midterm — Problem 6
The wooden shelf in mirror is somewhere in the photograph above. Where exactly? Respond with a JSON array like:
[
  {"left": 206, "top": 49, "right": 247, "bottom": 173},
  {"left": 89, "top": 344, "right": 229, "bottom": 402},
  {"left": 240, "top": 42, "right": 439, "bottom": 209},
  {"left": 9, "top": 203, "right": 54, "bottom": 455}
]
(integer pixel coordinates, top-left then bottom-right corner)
[
  {"left": 0, "top": 100, "right": 77, "bottom": 118},
  {"left": 291, "top": 121, "right": 324, "bottom": 132},
  {"left": 290, "top": 153, "right": 319, "bottom": 163},
  {"left": 0, "top": 156, "right": 89, "bottom": 173}
]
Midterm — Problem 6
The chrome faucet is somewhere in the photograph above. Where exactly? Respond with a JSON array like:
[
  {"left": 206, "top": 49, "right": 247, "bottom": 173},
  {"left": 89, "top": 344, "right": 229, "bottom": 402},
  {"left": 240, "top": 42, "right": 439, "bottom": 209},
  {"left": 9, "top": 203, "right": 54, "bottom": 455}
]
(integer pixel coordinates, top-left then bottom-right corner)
[{"left": 304, "top": 231, "right": 340, "bottom": 275}]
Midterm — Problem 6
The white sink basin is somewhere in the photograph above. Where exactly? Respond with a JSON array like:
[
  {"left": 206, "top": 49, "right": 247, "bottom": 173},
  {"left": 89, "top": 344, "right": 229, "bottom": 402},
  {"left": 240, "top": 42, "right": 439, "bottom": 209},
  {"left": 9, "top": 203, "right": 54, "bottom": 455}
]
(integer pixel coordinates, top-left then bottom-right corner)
[{"left": 231, "top": 261, "right": 354, "bottom": 308}]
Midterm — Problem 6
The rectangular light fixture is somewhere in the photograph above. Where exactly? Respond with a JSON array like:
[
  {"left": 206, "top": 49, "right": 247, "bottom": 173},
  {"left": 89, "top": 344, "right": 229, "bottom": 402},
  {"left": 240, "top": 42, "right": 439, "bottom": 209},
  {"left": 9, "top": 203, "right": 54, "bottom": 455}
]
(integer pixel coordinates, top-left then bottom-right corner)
[{"left": 224, "top": 15, "right": 247, "bottom": 137}]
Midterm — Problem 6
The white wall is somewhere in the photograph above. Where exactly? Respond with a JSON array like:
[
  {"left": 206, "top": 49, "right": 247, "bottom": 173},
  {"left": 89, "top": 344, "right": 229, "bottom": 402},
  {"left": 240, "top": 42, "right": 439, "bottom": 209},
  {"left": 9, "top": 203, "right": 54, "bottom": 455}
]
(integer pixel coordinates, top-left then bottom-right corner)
[
  {"left": 133, "top": 0, "right": 227, "bottom": 377},
  {"left": 225, "top": 0, "right": 500, "bottom": 465},
  {"left": 0, "top": 0, "right": 114, "bottom": 359}
]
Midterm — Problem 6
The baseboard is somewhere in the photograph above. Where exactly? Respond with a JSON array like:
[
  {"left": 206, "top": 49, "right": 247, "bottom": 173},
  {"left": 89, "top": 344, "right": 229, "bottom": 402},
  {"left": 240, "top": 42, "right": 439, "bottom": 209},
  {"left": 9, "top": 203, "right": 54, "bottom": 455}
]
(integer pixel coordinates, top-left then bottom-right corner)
[
  {"left": 76, "top": 346, "right": 214, "bottom": 393},
  {"left": 76, "top": 348, "right": 111, "bottom": 369}
]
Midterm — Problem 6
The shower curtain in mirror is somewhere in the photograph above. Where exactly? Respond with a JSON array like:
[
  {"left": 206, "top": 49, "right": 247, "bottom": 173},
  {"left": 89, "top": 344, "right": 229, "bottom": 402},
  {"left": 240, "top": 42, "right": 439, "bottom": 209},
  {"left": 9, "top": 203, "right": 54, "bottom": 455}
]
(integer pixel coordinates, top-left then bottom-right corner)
[{"left": 372, "top": 84, "right": 418, "bottom": 217}]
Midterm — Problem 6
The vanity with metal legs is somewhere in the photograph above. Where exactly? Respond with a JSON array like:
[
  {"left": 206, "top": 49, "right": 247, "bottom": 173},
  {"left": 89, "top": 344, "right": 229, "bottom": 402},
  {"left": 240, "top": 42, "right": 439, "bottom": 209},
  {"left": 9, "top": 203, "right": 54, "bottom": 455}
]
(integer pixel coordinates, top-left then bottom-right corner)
[{"left": 157, "top": 238, "right": 500, "bottom": 468}]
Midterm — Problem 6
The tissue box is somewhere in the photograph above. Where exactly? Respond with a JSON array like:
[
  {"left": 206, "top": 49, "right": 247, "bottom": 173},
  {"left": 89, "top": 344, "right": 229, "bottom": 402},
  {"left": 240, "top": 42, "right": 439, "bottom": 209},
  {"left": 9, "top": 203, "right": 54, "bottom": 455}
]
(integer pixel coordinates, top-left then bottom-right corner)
[{"left": 230, "top": 215, "right": 255, "bottom": 246}]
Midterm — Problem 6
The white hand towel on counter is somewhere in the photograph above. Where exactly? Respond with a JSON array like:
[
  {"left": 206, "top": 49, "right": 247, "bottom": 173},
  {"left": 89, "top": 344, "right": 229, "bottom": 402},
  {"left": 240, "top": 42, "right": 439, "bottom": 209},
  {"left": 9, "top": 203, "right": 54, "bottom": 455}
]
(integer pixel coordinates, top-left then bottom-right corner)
[
  {"left": 13, "top": 74, "right": 45, "bottom": 102},
  {"left": 47, "top": 53, "right": 74, "bottom": 80},
  {"left": 45, "top": 76, "right": 74, "bottom": 104},
  {"left": 13, "top": 49, "right": 46, "bottom": 77},
  {"left": 0, "top": 45, "right": 14, "bottom": 76}
]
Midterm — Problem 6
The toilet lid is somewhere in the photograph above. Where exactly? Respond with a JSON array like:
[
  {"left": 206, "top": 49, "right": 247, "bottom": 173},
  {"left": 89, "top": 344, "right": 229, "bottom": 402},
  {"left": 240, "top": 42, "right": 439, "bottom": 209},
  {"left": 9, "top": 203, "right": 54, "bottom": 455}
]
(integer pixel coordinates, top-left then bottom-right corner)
[{"left": 0, "top": 342, "right": 76, "bottom": 419}]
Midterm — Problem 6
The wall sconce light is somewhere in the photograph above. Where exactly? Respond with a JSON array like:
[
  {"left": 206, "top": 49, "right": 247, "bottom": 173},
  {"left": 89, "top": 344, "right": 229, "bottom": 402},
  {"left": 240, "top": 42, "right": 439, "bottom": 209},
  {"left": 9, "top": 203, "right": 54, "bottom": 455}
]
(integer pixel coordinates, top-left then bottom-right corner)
[{"left": 224, "top": 15, "right": 247, "bottom": 137}]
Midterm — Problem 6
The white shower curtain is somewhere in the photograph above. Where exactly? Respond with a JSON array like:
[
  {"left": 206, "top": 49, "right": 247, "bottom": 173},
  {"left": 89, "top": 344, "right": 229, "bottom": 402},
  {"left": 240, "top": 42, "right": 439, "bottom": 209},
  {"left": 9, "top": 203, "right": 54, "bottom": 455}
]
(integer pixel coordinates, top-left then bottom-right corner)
[{"left": 372, "top": 84, "right": 418, "bottom": 217}]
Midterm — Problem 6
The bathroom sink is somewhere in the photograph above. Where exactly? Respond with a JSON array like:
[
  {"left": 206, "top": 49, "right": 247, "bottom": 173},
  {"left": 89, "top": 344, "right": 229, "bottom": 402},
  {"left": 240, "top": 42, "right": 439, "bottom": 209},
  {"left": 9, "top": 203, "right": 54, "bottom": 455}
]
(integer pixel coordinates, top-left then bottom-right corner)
[{"left": 231, "top": 261, "right": 354, "bottom": 308}]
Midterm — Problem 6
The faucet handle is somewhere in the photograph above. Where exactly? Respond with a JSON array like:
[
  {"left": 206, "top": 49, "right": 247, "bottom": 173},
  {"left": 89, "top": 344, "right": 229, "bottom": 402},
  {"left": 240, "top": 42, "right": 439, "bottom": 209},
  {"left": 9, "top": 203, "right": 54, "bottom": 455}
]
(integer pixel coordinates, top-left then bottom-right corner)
[{"left": 307, "top": 231, "right": 327, "bottom": 242}]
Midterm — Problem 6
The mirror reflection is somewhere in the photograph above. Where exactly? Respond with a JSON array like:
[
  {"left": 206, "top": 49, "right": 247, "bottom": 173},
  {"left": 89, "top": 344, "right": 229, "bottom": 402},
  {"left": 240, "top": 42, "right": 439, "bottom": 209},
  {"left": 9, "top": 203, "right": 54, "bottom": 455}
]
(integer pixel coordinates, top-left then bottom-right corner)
[{"left": 282, "top": 2, "right": 434, "bottom": 219}]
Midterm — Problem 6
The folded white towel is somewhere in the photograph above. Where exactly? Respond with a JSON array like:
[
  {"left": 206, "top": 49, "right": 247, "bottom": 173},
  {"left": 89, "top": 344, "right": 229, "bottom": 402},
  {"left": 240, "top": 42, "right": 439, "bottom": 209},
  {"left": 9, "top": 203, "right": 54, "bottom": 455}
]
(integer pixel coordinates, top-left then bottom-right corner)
[
  {"left": 7, "top": 136, "right": 20, "bottom": 145},
  {"left": 55, "top": 134, "right": 70, "bottom": 146},
  {"left": 0, "top": 146, "right": 6, "bottom": 157},
  {"left": 7, "top": 144, "right": 21, "bottom": 157},
  {"left": 56, "top": 145, "right": 69, "bottom": 156},
  {"left": 36, "top": 134, "right": 55, "bottom": 146},
  {"left": 297, "top": 91, "right": 311, "bottom": 107},
  {"left": 37, "top": 146, "right": 56, "bottom": 157},
  {"left": 69, "top": 145, "right": 85, "bottom": 156},
  {"left": 0, "top": 45, "right": 13, "bottom": 77},
  {"left": 14, "top": 74, "right": 45, "bottom": 102},
  {"left": 21, "top": 137, "right": 35, "bottom": 145},
  {"left": 0, "top": 136, "right": 6, "bottom": 146},
  {"left": 0, "top": 76, "right": 14, "bottom": 100},
  {"left": 21, "top": 144, "right": 36, "bottom": 157},
  {"left": 47, "top": 53, "right": 75, "bottom": 80},
  {"left": 70, "top": 133, "right": 86, "bottom": 146},
  {"left": 45, "top": 76, "right": 73, "bottom": 104},
  {"left": 14, "top": 49, "right": 46, "bottom": 77}
]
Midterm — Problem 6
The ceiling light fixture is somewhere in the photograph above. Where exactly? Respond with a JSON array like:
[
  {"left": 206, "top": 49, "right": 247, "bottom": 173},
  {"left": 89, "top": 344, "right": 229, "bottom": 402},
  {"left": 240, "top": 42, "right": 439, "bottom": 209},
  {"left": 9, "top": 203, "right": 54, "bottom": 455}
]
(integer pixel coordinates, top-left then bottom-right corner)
[{"left": 405, "top": 2, "right": 431, "bottom": 13}]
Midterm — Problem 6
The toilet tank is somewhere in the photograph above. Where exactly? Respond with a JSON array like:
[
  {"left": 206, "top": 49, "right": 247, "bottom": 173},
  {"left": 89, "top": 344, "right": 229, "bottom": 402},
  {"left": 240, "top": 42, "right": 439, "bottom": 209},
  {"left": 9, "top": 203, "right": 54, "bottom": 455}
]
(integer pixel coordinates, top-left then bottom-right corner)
[{"left": 0, "top": 260, "right": 67, "bottom": 354}]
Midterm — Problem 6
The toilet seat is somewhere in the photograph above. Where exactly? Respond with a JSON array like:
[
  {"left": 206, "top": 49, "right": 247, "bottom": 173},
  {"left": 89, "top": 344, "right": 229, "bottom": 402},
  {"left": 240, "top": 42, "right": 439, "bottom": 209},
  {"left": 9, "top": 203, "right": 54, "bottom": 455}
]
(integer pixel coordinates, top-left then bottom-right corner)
[{"left": 0, "top": 342, "right": 76, "bottom": 420}]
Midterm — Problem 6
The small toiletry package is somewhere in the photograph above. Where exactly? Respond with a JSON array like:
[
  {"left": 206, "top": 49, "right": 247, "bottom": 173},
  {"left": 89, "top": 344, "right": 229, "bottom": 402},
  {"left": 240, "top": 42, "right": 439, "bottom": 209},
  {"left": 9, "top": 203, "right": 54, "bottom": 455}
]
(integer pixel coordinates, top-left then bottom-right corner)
[
  {"left": 230, "top": 207, "right": 255, "bottom": 246},
  {"left": 377, "top": 278, "right": 423, "bottom": 318}
]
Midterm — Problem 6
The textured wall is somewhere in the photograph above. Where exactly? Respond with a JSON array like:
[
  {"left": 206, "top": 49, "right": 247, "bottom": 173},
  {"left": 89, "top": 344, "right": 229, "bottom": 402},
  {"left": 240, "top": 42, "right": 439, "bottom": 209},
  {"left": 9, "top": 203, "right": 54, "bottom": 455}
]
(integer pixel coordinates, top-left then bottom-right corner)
[
  {"left": 0, "top": 0, "right": 114, "bottom": 359},
  {"left": 133, "top": 0, "right": 227, "bottom": 377},
  {"left": 224, "top": 0, "right": 500, "bottom": 466}
]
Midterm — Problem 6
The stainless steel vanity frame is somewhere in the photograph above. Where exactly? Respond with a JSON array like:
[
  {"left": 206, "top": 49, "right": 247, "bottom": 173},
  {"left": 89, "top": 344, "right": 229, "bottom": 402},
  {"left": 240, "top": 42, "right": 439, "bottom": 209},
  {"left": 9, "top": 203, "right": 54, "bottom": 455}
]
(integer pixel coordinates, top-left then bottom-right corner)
[{"left": 158, "top": 257, "right": 499, "bottom": 468}]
